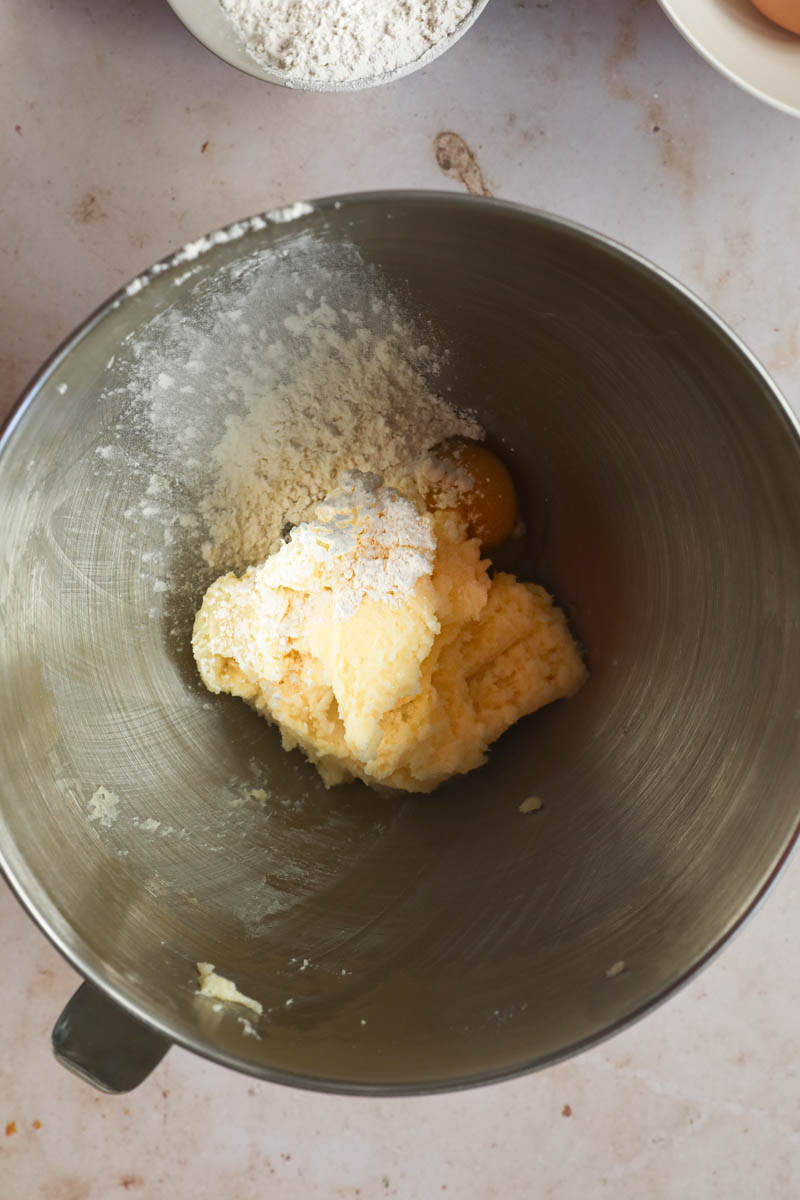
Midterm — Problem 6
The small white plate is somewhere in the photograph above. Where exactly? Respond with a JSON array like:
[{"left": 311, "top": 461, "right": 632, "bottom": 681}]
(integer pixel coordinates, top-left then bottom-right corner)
[{"left": 658, "top": 0, "right": 800, "bottom": 118}]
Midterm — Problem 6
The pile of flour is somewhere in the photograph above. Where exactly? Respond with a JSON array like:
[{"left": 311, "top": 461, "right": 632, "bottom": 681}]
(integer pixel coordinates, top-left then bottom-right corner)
[
  {"left": 108, "top": 236, "right": 480, "bottom": 592},
  {"left": 194, "top": 300, "right": 482, "bottom": 572},
  {"left": 259, "top": 472, "right": 437, "bottom": 619},
  {"left": 220, "top": 0, "right": 476, "bottom": 83}
]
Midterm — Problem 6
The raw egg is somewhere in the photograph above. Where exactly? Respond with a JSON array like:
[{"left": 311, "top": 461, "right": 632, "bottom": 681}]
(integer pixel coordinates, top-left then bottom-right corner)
[
  {"left": 422, "top": 438, "right": 517, "bottom": 549},
  {"left": 750, "top": 0, "right": 800, "bottom": 34}
]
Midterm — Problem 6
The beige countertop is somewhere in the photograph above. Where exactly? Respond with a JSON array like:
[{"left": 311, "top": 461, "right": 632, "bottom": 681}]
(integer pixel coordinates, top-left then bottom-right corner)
[{"left": 2, "top": 1, "right": 799, "bottom": 1196}]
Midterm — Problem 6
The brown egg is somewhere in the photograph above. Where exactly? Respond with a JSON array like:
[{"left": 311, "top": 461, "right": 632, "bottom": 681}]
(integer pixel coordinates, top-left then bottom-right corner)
[
  {"left": 422, "top": 438, "right": 518, "bottom": 549},
  {"left": 750, "top": 0, "right": 800, "bottom": 34}
]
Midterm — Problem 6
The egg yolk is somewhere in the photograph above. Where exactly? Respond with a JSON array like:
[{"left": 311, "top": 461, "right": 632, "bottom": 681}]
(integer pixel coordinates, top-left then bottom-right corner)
[
  {"left": 422, "top": 438, "right": 518, "bottom": 549},
  {"left": 750, "top": 1, "right": 800, "bottom": 34}
]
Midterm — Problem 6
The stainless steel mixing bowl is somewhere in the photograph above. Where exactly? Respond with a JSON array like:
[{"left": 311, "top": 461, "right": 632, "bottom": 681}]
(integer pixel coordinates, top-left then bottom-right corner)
[{"left": 2, "top": 192, "right": 800, "bottom": 1095}]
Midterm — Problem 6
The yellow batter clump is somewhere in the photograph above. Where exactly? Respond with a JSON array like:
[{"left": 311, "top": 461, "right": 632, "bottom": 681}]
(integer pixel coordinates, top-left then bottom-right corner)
[{"left": 193, "top": 468, "right": 585, "bottom": 793}]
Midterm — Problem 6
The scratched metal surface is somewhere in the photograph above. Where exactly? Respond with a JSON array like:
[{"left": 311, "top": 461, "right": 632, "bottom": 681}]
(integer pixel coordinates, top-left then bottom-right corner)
[
  {"left": 3, "top": 1, "right": 800, "bottom": 1196},
  {"left": 2, "top": 193, "right": 799, "bottom": 1092}
]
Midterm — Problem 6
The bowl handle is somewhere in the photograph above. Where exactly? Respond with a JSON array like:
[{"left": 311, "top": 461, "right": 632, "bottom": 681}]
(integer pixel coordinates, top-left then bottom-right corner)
[{"left": 52, "top": 980, "right": 171, "bottom": 1093}]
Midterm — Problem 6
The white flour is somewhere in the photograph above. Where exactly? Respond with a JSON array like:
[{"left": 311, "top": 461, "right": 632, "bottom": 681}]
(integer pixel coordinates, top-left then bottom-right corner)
[
  {"left": 220, "top": 0, "right": 476, "bottom": 83},
  {"left": 194, "top": 293, "right": 481, "bottom": 572},
  {"left": 102, "top": 236, "right": 480, "bottom": 604},
  {"left": 259, "top": 472, "right": 436, "bottom": 619}
]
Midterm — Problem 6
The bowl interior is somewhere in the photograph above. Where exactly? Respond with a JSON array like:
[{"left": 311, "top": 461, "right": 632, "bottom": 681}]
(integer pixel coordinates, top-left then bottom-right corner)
[
  {"left": 659, "top": 0, "right": 800, "bottom": 116},
  {"left": 2, "top": 194, "right": 800, "bottom": 1091}
]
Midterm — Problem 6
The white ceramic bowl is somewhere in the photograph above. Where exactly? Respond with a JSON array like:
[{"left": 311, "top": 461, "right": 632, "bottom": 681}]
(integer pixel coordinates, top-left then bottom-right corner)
[
  {"left": 658, "top": 0, "right": 800, "bottom": 117},
  {"left": 166, "top": 0, "right": 491, "bottom": 91}
]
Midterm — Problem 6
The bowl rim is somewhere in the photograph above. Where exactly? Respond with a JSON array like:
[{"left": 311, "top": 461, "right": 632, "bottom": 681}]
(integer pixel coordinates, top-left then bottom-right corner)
[
  {"left": 2, "top": 189, "right": 800, "bottom": 1096},
  {"left": 656, "top": 0, "right": 800, "bottom": 119},
  {"left": 164, "top": 0, "right": 492, "bottom": 92}
]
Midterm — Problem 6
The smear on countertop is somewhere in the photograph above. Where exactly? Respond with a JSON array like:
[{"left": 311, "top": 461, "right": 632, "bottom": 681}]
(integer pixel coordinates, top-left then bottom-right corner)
[
  {"left": 71, "top": 190, "right": 109, "bottom": 224},
  {"left": 434, "top": 131, "right": 491, "bottom": 196}
]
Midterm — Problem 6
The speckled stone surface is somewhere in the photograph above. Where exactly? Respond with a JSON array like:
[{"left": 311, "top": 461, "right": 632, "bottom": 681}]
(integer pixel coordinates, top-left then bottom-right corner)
[{"left": 1, "top": 1, "right": 799, "bottom": 1196}]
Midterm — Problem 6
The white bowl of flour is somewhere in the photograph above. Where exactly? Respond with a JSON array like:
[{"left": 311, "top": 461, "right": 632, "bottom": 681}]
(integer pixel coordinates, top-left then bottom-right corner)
[{"left": 166, "top": 0, "right": 491, "bottom": 90}]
